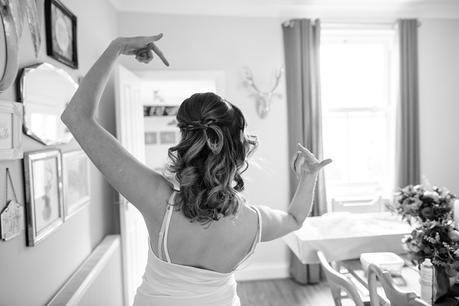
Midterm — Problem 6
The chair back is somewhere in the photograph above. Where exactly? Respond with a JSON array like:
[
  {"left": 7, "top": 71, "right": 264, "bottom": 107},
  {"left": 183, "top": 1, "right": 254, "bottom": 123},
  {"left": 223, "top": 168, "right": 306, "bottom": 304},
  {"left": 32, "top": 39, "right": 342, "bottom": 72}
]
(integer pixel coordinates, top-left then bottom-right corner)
[
  {"left": 317, "top": 250, "right": 364, "bottom": 306},
  {"left": 367, "top": 263, "right": 429, "bottom": 306}
]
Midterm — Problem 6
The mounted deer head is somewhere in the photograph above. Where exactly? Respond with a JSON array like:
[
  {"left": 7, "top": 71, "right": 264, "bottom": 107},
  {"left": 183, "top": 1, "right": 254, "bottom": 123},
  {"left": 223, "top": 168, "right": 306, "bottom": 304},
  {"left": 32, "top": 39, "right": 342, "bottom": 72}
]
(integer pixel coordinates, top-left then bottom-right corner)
[{"left": 242, "top": 67, "right": 283, "bottom": 119}]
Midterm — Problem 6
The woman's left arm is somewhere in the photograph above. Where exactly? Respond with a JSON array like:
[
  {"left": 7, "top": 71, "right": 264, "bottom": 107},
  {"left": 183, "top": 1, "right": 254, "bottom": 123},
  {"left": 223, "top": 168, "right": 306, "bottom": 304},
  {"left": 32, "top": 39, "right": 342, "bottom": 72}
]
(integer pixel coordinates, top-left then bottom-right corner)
[{"left": 61, "top": 35, "right": 170, "bottom": 221}]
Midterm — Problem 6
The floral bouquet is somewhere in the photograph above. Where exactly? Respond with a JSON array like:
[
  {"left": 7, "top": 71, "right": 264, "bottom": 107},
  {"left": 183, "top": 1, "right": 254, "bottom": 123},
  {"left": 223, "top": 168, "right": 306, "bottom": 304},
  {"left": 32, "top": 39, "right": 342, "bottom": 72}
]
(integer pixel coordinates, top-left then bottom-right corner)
[
  {"left": 390, "top": 184, "right": 458, "bottom": 301},
  {"left": 393, "top": 185, "right": 455, "bottom": 225},
  {"left": 402, "top": 220, "right": 459, "bottom": 274}
]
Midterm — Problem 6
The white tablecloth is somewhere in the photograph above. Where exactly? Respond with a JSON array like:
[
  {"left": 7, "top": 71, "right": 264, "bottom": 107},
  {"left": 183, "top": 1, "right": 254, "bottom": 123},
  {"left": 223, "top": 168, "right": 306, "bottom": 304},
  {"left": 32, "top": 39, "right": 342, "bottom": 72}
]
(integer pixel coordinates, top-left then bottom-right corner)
[{"left": 283, "top": 212, "right": 412, "bottom": 264}]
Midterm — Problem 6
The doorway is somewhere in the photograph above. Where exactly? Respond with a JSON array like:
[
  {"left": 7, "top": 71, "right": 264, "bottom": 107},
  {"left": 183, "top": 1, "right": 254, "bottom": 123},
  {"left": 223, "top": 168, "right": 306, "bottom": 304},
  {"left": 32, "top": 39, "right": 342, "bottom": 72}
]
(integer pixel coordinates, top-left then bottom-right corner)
[{"left": 114, "top": 65, "right": 225, "bottom": 305}]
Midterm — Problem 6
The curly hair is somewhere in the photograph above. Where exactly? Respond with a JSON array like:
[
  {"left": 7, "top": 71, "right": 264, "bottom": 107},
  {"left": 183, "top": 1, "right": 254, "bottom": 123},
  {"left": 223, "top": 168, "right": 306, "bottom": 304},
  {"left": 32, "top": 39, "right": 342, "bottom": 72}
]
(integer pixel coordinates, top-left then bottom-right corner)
[{"left": 167, "top": 92, "right": 258, "bottom": 225}]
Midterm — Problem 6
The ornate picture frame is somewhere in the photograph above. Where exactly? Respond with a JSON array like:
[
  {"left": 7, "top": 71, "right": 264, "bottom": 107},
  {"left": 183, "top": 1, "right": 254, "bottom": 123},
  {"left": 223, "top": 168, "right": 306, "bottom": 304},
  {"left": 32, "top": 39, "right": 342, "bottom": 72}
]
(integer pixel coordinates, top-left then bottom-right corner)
[
  {"left": 45, "top": 0, "right": 78, "bottom": 68},
  {"left": 0, "top": 0, "right": 19, "bottom": 92},
  {"left": 63, "top": 150, "right": 90, "bottom": 220},
  {"left": 0, "top": 100, "right": 23, "bottom": 160},
  {"left": 24, "top": 149, "right": 64, "bottom": 246}
]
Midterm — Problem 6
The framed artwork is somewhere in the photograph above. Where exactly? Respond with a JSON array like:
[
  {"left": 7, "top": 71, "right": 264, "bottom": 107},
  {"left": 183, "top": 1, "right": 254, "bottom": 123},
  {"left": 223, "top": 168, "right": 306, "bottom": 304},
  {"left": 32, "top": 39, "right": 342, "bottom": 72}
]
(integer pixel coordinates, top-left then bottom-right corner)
[
  {"left": 45, "top": 0, "right": 78, "bottom": 68},
  {"left": 144, "top": 132, "right": 157, "bottom": 145},
  {"left": 143, "top": 105, "right": 179, "bottom": 117},
  {"left": 159, "top": 131, "right": 176, "bottom": 144},
  {"left": 0, "top": 101, "right": 23, "bottom": 160},
  {"left": 24, "top": 149, "right": 64, "bottom": 246},
  {"left": 63, "top": 150, "right": 90, "bottom": 220},
  {"left": 0, "top": 1, "right": 20, "bottom": 92}
]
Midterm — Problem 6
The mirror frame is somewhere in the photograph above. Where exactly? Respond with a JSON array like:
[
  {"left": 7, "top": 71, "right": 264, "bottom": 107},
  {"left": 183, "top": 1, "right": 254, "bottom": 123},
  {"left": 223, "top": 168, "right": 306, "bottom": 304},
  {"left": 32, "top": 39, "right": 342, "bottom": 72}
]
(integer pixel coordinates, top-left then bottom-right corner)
[
  {"left": 17, "top": 62, "right": 78, "bottom": 145},
  {"left": 0, "top": 0, "right": 19, "bottom": 92}
]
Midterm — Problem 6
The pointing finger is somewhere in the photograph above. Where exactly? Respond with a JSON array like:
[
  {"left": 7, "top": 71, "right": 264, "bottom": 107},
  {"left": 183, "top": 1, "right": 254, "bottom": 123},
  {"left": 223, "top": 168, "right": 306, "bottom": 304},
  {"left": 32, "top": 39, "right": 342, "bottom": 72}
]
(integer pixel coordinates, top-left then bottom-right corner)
[
  {"left": 319, "top": 159, "right": 332, "bottom": 168},
  {"left": 150, "top": 33, "right": 163, "bottom": 42},
  {"left": 149, "top": 42, "right": 169, "bottom": 66}
]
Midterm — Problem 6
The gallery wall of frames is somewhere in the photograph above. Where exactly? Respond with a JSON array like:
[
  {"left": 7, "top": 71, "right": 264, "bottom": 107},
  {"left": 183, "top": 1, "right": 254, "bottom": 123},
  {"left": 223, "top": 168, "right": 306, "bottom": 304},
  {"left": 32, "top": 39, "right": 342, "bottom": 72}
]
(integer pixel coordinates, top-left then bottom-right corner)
[{"left": 0, "top": 0, "right": 90, "bottom": 246}]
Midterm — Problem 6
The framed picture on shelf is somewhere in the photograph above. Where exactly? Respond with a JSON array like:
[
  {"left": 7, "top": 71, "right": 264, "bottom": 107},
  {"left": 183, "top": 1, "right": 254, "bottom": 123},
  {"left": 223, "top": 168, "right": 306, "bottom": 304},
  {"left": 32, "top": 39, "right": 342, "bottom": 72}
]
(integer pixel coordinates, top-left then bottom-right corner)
[
  {"left": 143, "top": 105, "right": 179, "bottom": 117},
  {"left": 0, "top": 101, "right": 23, "bottom": 160},
  {"left": 45, "top": 0, "right": 78, "bottom": 68},
  {"left": 63, "top": 150, "right": 90, "bottom": 220},
  {"left": 24, "top": 149, "right": 64, "bottom": 246}
]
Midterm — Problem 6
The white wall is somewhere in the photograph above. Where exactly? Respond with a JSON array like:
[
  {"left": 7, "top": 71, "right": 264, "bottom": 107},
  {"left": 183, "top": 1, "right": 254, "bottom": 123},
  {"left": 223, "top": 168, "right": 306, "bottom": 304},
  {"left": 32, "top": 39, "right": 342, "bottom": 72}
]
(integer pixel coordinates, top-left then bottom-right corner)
[
  {"left": 0, "top": 1, "right": 120, "bottom": 305},
  {"left": 419, "top": 20, "right": 459, "bottom": 195},
  {"left": 118, "top": 13, "right": 291, "bottom": 279}
]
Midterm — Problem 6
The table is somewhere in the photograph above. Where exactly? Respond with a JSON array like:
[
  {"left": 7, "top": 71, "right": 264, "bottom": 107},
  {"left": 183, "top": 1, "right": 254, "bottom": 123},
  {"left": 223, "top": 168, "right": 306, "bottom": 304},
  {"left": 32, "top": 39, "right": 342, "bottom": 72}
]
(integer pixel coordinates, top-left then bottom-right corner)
[
  {"left": 283, "top": 212, "right": 459, "bottom": 305},
  {"left": 341, "top": 258, "right": 459, "bottom": 306},
  {"left": 284, "top": 212, "right": 412, "bottom": 264}
]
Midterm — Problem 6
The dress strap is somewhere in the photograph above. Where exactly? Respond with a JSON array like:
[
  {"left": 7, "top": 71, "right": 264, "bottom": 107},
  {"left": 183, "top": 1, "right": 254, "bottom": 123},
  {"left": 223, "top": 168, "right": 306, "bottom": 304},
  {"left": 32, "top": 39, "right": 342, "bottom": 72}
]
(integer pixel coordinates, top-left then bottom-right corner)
[
  {"left": 251, "top": 206, "right": 263, "bottom": 244},
  {"left": 236, "top": 206, "right": 263, "bottom": 268},
  {"left": 157, "top": 191, "right": 177, "bottom": 262}
]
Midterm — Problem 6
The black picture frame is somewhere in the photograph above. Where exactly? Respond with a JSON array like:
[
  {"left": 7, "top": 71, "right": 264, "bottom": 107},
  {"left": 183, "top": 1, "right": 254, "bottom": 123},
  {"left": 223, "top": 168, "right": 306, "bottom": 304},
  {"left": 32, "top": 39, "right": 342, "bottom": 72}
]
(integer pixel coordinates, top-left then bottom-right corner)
[{"left": 45, "top": 0, "right": 78, "bottom": 69}]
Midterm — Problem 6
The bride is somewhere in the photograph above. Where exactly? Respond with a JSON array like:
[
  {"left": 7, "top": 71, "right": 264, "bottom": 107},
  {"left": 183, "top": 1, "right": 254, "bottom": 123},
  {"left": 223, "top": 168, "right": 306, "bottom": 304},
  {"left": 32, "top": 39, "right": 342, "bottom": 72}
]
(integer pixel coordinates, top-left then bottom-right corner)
[{"left": 61, "top": 34, "right": 331, "bottom": 306}]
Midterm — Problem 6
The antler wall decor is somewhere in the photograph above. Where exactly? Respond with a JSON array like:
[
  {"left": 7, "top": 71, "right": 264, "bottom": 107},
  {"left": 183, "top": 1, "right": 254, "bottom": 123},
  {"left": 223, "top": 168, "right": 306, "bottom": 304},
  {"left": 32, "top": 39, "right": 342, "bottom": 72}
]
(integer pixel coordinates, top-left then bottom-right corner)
[{"left": 242, "top": 67, "right": 283, "bottom": 119}]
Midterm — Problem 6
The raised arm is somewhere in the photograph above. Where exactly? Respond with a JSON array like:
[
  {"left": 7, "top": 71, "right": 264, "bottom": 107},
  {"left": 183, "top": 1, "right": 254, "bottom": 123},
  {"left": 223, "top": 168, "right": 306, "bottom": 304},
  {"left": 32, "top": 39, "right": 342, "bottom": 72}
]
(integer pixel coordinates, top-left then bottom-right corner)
[
  {"left": 61, "top": 36, "right": 170, "bottom": 222},
  {"left": 257, "top": 143, "right": 331, "bottom": 242}
]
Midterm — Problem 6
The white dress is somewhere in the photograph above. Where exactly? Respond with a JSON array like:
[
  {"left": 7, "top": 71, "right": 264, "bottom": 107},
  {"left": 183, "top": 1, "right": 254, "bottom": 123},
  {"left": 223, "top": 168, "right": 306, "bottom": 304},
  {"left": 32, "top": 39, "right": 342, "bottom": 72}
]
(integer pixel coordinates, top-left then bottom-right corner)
[{"left": 133, "top": 191, "right": 262, "bottom": 306}]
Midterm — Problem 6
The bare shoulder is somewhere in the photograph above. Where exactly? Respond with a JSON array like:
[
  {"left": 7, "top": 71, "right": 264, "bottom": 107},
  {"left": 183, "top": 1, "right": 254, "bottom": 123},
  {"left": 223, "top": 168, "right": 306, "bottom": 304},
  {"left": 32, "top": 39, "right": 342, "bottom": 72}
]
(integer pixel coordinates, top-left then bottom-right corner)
[
  {"left": 135, "top": 171, "right": 174, "bottom": 224},
  {"left": 246, "top": 204, "right": 299, "bottom": 242},
  {"left": 233, "top": 202, "right": 261, "bottom": 230}
]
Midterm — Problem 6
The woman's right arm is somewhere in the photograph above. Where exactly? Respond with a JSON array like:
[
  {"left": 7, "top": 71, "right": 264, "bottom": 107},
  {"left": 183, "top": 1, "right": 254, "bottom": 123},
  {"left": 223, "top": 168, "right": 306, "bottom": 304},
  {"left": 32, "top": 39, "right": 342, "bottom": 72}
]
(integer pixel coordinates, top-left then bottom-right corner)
[
  {"left": 256, "top": 144, "right": 331, "bottom": 242},
  {"left": 61, "top": 36, "right": 170, "bottom": 222}
]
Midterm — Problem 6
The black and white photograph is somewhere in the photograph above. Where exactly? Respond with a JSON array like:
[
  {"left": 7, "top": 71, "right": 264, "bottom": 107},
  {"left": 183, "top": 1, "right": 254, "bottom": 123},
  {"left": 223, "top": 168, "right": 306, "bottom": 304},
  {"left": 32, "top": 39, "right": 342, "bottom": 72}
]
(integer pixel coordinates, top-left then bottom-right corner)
[
  {"left": 23, "top": 149, "right": 64, "bottom": 246},
  {"left": 63, "top": 150, "right": 90, "bottom": 220},
  {"left": 45, "top": 0, "right": 78, "bottom": 68},
  {"left": 0, "top": 101, "right": 23, "bottom": 160},
  {"left": 1, "top": 1, "right": 459, "bottom": 306}
]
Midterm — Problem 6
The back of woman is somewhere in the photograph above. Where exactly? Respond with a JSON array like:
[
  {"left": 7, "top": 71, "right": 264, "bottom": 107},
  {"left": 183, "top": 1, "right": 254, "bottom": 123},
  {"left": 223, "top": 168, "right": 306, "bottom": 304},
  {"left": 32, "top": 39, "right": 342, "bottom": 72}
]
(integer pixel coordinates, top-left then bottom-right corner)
[
  {"left": 134, "top": 93, "right": 261, "bottom": 305},
  {"left": 61, "top": 35, "right": 331, "bottom": 306},
  {"left": 136, "top": 190, "right": 262, "bottom": 306}
]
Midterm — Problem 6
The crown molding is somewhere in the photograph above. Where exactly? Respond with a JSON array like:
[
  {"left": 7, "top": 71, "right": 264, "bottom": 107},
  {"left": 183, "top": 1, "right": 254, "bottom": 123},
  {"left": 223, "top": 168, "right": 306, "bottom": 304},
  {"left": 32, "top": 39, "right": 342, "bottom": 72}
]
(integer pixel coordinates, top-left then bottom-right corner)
[{"left": 108, "top": 0, "right": 459, "bottom": 19}]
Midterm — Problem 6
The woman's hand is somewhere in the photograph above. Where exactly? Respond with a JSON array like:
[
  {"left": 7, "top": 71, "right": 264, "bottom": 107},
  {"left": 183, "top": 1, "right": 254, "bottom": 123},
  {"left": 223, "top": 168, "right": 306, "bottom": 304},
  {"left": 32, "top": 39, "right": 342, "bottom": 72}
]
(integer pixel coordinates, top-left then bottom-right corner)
[
  {"left": 290, "top": 143, "right": 332, "bottom": 178},
  {"left": 113, "top": 34, "right": 169, "bottom": 66}
]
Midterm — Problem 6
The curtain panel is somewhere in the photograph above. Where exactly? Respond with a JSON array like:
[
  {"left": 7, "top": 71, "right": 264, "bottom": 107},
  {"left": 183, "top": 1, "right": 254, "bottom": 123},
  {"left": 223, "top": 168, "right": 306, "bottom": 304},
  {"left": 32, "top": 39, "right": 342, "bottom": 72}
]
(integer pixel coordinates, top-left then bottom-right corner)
[
  {"left": 282, "top": 19, "right": 326, "bottom": 284},
  {"left": 396, "top": 19, "right": 421, "bottom": 188}
]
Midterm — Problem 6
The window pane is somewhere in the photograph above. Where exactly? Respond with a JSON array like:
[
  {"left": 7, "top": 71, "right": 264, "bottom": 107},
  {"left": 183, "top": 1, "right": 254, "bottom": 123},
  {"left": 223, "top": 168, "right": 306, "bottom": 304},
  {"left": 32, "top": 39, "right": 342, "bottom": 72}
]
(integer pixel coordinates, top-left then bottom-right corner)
[
  {"left": 321, "top": 42, "right": 389, "bottom": 109},
  {"left": 320, "top": 28, "right": 395, "bottom": 208}
]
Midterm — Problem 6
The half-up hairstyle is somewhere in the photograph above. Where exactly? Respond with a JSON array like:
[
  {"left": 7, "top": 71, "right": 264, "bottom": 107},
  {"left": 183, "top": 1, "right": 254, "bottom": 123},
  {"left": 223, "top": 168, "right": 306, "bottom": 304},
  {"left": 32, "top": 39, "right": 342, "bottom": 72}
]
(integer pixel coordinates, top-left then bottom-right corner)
[{"left": 167, "top": 92, "right": 258, "bottom": 225}]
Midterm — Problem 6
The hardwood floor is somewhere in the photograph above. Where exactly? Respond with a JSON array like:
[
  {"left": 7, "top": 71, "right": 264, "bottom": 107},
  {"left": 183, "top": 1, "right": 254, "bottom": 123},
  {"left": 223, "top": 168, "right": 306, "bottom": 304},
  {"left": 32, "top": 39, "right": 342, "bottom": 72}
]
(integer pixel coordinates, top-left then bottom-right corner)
[{"left": 237, "top": 278, "right": 335, "bottom": 306}]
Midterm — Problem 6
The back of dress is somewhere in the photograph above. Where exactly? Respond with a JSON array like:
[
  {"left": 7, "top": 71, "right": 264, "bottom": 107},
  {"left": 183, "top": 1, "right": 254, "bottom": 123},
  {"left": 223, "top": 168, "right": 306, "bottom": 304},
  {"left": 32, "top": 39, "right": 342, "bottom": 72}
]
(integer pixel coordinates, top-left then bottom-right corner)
[{"left": 133, "top": 190, "right": 262, "bottom": 306}]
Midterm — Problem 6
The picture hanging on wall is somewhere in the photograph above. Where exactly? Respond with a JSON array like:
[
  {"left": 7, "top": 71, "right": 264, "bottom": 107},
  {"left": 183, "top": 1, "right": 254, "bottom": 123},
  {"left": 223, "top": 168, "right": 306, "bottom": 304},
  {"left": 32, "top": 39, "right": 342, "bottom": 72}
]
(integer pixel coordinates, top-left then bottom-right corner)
[
  {"left": 45, "top": 0, "right": 78, "bottom": 68},
  {"left": 24, "top": 149, "right": 64, "bottom": 246},
  {"left": 0, "top": 101, "right": 23, "bottom": 160},
  {"left": 0, "top": 168, "right": 24, "bottom": 241},
  {"left": 63, "top": 150, "right": 90, "bottom": 220},
  {"left": 144, "top": 132, "right": 158, "bottom": 145}
]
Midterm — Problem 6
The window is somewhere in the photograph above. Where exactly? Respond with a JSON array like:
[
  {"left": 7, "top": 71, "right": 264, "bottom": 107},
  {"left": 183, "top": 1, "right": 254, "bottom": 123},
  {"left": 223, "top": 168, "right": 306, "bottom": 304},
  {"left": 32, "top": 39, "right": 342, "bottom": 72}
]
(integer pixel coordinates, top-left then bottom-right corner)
[{"left": 320, "top": 26, "right": 396, "bottom": 212}]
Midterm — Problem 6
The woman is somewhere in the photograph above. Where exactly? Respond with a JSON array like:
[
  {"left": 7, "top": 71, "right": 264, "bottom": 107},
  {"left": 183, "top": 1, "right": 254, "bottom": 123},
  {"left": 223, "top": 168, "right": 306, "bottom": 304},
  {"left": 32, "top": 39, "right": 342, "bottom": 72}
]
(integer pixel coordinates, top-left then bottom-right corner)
[{"left": 61, "top": 34, "right": 331, "bottom": 306}]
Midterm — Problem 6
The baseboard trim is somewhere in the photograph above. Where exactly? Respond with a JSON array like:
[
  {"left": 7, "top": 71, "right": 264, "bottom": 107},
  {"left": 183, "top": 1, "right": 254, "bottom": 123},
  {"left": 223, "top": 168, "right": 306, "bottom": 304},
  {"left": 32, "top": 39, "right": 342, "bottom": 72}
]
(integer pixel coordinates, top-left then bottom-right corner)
[{"left": 235, "top": 262, "right": 290, "bottom": 281}]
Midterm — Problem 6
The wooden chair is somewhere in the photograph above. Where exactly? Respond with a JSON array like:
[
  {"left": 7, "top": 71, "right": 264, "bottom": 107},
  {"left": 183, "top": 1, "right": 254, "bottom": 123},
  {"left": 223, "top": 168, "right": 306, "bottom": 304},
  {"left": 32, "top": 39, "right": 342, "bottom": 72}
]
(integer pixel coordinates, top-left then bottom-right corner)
[
  {"left": 367, "top": 263, "right": 429, "bottom": 306},
  {"left": 317, "top": 250, "right": 370, "bottom": 306}
]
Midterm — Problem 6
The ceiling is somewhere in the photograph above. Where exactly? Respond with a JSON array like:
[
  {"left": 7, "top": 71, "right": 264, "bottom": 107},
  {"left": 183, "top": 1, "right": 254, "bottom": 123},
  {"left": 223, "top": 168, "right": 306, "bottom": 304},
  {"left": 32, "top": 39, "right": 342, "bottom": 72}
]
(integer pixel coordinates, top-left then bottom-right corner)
[{"left": 108, "top": 0, "right": 459, "bottom": 19}]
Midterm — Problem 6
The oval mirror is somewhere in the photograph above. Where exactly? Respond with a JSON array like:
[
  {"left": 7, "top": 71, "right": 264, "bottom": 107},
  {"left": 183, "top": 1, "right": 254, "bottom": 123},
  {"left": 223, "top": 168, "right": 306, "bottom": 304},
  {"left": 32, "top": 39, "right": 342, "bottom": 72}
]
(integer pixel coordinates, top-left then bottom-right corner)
[
  {"left": 18, "top": 62, "right": 78, "bottom": 145},
  {"left": 0, "top": 0, "right": 19, "bottom": 92}
]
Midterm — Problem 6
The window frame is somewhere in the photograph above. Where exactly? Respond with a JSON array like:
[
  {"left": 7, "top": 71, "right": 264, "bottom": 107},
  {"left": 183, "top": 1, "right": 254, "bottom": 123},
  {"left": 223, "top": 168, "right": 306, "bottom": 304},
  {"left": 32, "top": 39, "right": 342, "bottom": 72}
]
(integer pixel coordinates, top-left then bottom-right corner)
[{"left": 320, "top": 25, "right": 397, "bottom": 212}]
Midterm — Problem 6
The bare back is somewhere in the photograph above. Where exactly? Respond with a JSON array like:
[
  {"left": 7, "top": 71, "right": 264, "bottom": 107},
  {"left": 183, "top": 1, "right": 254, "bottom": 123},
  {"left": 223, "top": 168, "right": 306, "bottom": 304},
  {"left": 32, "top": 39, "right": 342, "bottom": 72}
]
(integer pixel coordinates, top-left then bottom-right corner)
[{"left": 144, "top": 179, "right": 261, "bottom": 274}]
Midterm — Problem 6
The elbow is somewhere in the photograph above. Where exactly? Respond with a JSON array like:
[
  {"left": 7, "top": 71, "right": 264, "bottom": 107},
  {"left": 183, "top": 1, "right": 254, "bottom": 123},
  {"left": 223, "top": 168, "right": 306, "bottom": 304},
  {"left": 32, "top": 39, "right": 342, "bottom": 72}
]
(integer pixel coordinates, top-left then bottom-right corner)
[
  {"left": 61, "top": 109, "right": 79, "bottom": 131},
  {"left": 289, "top": 213, "right": 303, "bottom": 231},
  {"left": 60, "top": 109, "right": 71, "bottom": 126},
  {"left": 61, "top": 104, "right": 91, "bottom": 128},
  {"left": 293, "top": 221, "right": 302, "bottom": 231}
]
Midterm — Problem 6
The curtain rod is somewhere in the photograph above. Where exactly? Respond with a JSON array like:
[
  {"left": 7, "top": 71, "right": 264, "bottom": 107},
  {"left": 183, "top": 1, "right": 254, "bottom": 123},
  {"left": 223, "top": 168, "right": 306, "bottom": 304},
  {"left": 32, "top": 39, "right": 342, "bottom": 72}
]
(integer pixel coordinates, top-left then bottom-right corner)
[{"left": 282, "top": 19, "right": 421, "bottom": 28}]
